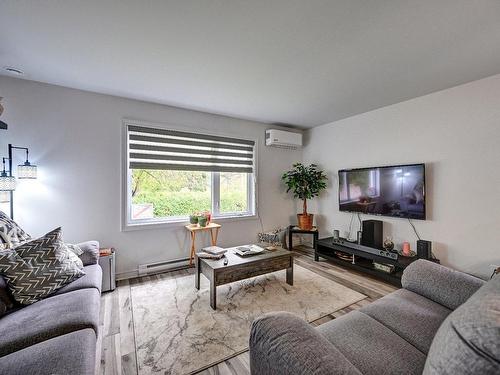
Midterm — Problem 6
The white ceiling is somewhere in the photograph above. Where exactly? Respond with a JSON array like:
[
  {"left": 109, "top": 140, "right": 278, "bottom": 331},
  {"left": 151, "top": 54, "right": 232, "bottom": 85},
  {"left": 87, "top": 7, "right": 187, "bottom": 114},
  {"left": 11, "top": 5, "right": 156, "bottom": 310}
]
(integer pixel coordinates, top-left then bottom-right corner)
[{"left": 1, "top": 1, "right": 500, "bottom": 128}]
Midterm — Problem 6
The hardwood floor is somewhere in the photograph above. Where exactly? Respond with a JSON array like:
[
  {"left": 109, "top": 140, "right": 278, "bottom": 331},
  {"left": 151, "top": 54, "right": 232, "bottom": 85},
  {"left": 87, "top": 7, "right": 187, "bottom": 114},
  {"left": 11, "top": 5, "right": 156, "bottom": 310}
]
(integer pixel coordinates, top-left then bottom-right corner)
[{"left": 98, "top": 246, "right": 397, "bottom": 375}]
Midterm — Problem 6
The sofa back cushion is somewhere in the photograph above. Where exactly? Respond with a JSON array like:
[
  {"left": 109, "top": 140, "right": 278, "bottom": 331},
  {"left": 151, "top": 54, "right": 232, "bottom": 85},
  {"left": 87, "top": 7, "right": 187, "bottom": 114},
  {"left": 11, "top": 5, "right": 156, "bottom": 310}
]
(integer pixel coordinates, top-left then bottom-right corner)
[
  {"left": 402, "top": 259, "right": 485, "bottom": 310},
  {"left": 423, "top": 274, "right": 500, "bottom": 374}
]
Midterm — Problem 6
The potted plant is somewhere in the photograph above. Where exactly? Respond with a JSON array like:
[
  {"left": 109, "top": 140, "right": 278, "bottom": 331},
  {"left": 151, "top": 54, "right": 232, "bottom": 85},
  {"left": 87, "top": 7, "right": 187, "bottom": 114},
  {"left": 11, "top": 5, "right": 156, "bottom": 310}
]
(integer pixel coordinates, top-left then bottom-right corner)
[{"left": 282, "top": 163, "right": 327, "bottom": 230}]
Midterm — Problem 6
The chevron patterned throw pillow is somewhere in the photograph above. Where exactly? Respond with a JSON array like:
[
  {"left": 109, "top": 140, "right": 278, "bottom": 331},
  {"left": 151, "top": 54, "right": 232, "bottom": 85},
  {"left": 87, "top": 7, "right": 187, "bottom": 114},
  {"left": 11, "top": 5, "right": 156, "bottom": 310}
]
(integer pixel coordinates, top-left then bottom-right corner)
[
  {"left": 0, "top": 211, "right": 31, "bottom": 248},
  {"left": 0, "top": 227, "right": 85, "bottom": 305}
]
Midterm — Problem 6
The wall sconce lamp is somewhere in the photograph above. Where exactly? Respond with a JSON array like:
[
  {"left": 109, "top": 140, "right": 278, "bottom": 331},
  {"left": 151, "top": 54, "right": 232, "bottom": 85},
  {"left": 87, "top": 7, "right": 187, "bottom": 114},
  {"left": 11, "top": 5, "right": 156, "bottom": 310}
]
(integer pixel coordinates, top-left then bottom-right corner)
[{"left": 0, "top": 144, "right": 38, "bottom": 218}]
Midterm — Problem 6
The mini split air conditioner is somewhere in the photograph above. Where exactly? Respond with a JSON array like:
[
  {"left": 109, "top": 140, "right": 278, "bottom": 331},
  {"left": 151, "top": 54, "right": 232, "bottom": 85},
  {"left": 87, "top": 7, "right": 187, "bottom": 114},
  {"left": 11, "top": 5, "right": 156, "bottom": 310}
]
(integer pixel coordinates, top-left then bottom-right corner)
[{"left": 265, "top": 129, "right": 302, "bottom": 149}]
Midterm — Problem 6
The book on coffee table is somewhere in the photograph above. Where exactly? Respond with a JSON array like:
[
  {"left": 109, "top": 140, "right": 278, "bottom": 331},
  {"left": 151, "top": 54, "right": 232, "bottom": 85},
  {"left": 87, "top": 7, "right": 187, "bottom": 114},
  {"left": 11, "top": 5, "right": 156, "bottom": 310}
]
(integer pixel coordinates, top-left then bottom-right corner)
[
  {"left": 196, "top": 252, "right": 225, "bottom": 260},
  {"left": 202, "top": 246, "right": 227, "bottom": 255},
  {"left": 234, "top": 244, "right": 265, "bottom": 257}
]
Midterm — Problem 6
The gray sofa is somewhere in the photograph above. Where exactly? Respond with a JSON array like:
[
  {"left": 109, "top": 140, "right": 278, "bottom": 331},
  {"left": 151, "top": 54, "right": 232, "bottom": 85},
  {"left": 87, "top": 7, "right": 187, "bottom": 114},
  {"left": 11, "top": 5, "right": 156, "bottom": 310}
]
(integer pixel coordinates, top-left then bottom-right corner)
[
  {"left": 250, "top": 259, "right": 500, "bottom": 374},
  {"left": 0, "top": 241, "right": 101, "bottom": 375}
]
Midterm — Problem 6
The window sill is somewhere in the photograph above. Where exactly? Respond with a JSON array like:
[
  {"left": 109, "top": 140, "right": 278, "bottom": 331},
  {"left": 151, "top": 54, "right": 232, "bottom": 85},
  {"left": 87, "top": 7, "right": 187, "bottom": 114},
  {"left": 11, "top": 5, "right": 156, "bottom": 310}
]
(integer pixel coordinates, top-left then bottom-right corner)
[{"left": 121, "top": 213, "right": 259, "bottom": 232}]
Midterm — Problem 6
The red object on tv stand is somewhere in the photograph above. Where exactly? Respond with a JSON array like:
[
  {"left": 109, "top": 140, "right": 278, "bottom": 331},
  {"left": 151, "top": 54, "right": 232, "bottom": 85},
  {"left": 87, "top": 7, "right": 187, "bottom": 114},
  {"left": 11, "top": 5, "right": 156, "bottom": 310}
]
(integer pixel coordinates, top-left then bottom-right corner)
[{"left": 402, "top": 242, "right": 411, "bottom": 256}]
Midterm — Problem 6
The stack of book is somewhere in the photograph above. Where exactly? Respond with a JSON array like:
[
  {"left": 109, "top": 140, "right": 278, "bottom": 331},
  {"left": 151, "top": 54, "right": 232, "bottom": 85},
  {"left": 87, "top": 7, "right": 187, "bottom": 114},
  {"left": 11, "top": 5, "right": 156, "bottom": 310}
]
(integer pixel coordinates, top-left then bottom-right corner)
[
  {"left": 234, "top": 244, "right": 265, "bottom": 257},
  {"left": 196, "top": 246, "right": 227, "bottom": 259},
  {"left": 99, "top": 247, "right": 114, "bottom": 256}
]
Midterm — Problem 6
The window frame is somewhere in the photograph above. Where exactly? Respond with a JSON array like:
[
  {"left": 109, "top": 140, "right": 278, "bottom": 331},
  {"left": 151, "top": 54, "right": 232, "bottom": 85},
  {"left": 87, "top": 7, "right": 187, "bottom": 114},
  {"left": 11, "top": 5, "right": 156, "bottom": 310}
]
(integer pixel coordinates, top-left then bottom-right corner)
[{"left": 121, "top": 119, "right": 258, "bottom": 231}]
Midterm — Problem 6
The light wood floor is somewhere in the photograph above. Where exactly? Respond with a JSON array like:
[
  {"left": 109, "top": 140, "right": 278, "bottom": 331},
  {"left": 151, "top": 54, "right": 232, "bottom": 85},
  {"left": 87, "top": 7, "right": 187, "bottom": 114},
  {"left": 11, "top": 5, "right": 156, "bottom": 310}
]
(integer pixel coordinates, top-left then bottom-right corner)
[{"left": 98, "top": 247, "right": 398, "bottom": 375}]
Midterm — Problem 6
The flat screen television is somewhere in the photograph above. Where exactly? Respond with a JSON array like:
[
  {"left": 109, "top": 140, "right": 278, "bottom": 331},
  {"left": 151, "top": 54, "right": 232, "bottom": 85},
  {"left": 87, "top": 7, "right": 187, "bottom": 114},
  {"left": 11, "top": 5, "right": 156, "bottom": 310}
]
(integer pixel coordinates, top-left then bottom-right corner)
[{"left": 339, "top": 163, "right": 426, "bottom": 220}]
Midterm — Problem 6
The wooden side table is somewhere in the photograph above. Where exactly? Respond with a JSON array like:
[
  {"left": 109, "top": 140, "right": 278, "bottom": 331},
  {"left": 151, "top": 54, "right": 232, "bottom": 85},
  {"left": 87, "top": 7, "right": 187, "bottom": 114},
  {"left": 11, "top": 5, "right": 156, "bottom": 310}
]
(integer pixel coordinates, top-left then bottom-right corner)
[{"left": 185, "top": 222, "right": 222, "bottom": 266}]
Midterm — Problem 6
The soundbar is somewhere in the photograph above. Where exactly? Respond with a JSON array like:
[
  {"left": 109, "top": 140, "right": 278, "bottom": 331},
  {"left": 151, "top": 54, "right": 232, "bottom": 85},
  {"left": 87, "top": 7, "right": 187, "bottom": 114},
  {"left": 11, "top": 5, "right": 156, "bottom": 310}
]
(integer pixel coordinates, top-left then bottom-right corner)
[{"left": 332, "top": 239, "right": 398, "bottom": 260}]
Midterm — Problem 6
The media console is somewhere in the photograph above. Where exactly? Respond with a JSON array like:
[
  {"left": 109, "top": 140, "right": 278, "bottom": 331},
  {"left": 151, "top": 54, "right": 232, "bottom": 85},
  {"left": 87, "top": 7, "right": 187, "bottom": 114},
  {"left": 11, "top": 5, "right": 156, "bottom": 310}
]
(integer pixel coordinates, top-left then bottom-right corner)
[{"left": 315, "top": 237, "right": 434, "bottom": 286}]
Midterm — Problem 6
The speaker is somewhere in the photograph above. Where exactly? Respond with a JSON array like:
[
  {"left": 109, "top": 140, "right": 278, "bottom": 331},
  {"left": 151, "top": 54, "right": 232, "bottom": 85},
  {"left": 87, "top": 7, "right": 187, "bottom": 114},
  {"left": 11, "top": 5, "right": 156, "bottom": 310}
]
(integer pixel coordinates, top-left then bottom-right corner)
[
  {"left": 361, "top": 220, "right": 383, "bottom": 249},
  {"left": 417, "top": 240, "right": 432, "bottom": 259}
]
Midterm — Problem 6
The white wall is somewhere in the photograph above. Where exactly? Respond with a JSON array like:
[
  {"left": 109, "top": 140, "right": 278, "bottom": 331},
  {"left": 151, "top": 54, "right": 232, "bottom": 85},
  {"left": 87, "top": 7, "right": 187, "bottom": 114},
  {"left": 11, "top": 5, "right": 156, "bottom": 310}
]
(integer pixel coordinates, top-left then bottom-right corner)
[
  {"left": 304, "top": 74, "right": 500, "bottom": 278},
  {"left": 0, "top": 76, "right": 302, "bottom": 276}
]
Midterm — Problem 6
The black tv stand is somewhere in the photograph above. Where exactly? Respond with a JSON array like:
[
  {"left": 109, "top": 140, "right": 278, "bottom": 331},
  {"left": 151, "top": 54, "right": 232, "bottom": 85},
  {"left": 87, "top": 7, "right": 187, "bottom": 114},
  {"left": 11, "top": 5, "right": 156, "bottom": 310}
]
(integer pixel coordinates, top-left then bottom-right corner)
[{"left": 315, "top": 237, "right": 436, "bottom": 286}]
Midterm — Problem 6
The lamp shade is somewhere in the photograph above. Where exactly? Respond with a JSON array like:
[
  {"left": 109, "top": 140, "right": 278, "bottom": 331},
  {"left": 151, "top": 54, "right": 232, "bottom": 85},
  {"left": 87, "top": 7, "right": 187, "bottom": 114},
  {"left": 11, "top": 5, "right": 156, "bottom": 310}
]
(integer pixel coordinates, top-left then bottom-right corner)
[
  {"left": 0, "top": 191, "right": 9, "bottom": 203},
  {"left": 18, "top": 162, "right": 37, "bottom": 179},
  {"left": 0, "top": 172, "right": 16, "bottom": 191}
]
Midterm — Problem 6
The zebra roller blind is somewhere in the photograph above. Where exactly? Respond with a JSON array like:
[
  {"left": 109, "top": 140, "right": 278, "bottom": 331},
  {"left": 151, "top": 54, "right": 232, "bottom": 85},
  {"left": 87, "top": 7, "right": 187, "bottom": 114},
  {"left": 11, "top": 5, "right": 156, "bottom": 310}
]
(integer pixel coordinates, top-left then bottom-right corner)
[{"left": 128, "top": 125, "right": 255, "bottom": 173}]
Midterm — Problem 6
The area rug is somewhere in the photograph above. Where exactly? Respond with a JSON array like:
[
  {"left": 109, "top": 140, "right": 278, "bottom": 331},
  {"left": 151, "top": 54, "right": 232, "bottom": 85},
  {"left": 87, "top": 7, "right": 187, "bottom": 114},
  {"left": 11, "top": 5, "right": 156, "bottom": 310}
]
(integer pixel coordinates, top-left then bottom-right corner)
[{"left": 131, "top": 265, "right": 366, "bottom": 375}]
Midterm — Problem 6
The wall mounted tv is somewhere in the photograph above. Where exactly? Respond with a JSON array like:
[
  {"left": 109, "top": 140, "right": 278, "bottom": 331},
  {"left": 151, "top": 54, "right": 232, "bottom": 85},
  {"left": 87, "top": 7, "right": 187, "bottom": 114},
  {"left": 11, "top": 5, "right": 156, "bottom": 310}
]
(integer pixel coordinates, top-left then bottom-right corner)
[{"left": 339, "top": 163, "right": 426, "bottom": 220}]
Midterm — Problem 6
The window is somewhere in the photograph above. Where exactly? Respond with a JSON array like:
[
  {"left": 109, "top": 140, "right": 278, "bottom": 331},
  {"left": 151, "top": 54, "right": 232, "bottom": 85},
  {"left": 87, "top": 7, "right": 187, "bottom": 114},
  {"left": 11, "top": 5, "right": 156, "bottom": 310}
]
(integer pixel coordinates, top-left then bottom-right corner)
[{"left": 124, "top": 123, "right": 256, "bottom": 227}]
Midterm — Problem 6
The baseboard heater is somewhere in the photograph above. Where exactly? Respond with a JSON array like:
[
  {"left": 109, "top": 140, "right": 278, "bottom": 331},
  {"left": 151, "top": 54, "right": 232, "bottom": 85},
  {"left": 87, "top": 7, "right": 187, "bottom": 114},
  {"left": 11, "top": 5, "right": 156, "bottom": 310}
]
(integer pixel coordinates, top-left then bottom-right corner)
[{"left": 138, "top": 257, "right": 190, "bottom": 276}]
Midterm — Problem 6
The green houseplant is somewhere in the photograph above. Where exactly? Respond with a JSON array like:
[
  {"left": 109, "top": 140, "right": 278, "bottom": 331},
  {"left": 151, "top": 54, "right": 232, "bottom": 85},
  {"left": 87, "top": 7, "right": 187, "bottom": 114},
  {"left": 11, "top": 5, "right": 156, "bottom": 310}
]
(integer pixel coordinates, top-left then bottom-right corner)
[{"left": 282, "top": 163, "right": 327, "bottom": 230}]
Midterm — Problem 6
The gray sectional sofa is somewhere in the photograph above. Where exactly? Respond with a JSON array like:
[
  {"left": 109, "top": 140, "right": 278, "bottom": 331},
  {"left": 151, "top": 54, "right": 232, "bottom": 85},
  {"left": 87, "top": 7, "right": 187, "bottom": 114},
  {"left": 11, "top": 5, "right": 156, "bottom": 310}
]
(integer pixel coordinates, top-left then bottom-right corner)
[
  {"left": 250, "top": 259, "right": 500, "bottom": 374},
  {"left": 0, "top": 241, "right": 101, "bottom": 375}
]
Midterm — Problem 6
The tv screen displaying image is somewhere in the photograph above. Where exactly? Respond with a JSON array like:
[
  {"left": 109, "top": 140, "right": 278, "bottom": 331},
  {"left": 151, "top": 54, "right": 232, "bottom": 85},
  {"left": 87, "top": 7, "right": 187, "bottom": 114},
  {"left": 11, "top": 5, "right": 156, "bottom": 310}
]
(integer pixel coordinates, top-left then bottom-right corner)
[{"left": 339, "top": 163, "right": 426, "bottom": 220}]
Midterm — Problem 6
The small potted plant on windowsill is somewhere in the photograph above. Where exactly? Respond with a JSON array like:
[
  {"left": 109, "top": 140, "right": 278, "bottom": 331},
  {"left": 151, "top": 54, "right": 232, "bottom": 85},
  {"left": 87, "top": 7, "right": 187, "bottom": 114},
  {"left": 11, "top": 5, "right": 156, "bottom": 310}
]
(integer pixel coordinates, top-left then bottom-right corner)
[{"left": 282, "top": 163, "right": 327, "bottom": 230}]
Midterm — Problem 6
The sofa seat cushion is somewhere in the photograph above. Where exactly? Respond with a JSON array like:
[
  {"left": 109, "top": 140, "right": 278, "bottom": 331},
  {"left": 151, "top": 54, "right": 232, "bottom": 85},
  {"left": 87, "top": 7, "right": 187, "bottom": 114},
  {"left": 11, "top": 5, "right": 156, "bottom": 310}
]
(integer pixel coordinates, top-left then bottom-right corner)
[
  {"left": 424, "top": 274, "right": 500, "bottom": 374},
  {"left": 54, "top": 264, "right": 102, "bottom": 295},
  {"left": 0, "top": 328, "right": 96, "bottom": 375},
  {"left": 317, "top": 310, "right": 426, "bottom": 375},
  {"left": 0, "top": 288, "right": 100, "bottom": 356},
  {"left": 360, "top": 289, "right": 451, "bottom": 354}
]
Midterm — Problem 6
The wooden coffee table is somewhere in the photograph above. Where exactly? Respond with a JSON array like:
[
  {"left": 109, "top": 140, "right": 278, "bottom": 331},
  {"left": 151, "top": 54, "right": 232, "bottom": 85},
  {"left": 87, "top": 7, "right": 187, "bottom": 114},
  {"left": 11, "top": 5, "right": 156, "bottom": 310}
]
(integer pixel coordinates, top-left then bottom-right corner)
[{"left": 195, "top": 247, "right": 293, "bottom": 310}]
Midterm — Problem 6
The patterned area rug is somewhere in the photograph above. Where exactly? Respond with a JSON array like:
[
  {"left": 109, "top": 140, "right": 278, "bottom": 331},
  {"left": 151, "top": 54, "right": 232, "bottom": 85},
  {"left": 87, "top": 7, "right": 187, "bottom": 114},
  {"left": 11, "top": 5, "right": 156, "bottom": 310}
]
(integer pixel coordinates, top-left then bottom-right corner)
[{"left": 131, "top": 264, "right": 366, "bottom": 374}]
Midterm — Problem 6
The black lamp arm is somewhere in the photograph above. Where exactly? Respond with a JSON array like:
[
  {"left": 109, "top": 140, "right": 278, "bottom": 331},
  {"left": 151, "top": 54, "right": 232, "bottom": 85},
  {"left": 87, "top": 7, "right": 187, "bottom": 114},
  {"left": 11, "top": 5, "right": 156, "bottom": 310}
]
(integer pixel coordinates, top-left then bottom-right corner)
[
  {"left": 9, "top": 146, "right": 30, "bottom": 163},
  {"left": 1, "top": 157, "right": 11, "bottom": 174}
]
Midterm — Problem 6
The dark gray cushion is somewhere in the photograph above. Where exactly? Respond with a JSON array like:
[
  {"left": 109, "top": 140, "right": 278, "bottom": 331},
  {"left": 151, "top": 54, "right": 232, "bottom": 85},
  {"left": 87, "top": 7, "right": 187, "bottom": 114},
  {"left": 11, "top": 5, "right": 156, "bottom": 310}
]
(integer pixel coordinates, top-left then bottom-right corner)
[
  {"left": 317, "top": 310, "right": 426, "bottom": 375},
  {"left": 77, "top": 240, "right": 100, "bottom": 266},
  {"left": 54, "top": 264, "right": 102, "bottom": 295},
  {"left": 250, "top": 312, "right": 362, "bottom": 375},
  {"left": 360, "top": 289, "right": 451, "bottom": 353},
  {"left": 0, "top": 275, "right": 14, "bottom": 314},
  {"left": 402, "top": 259, "right": 485, "bottom": 310},
  {"left": 424, "top": 274, "right": 500, "bottom": 374},
  {"left": 0, "top": 228, "right": 85, "bottom": 305},
  {"left": 0, "top": 328, "right": 96, "bottom": 375},
  {"left": 0, "top": 288, "right": 100, "bottom": 356}
]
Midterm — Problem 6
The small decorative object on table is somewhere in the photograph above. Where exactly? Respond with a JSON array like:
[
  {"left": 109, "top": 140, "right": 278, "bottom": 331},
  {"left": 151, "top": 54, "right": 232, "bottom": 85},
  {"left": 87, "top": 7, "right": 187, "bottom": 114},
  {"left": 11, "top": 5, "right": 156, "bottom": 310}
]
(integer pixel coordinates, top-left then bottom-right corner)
[
  {"left": 383, "top": 237, "right": 394, "bottom": 251},
  {"left": 402, "top": 241, "right": 412, "bottom": 256},
  {"left": 189, "top": 214, "right": 198, "bottom": 225},
  {"left": 198, "top": 215, "right": 208, "bottom": 227}
]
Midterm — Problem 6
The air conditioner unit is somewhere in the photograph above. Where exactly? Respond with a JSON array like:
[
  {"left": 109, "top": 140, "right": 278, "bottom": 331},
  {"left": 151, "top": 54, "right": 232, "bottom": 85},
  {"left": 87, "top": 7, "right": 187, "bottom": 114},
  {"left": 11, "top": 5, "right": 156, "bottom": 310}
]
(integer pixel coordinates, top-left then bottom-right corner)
[{"left": 265, "top": 129, "right": 302, "bottom": 149}]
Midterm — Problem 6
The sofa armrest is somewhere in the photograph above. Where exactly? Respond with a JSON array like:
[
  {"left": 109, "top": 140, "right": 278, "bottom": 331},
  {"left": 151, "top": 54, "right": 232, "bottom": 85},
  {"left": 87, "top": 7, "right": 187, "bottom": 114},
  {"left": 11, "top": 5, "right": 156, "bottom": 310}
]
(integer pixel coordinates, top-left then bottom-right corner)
[
  {"left": 76, "top": 241, "right": 100, "bottom": 266},
  {"left": 402, "top": 259, "right": 485, "bottom": 310},
  {"left": 249, "top": 312, "right": 361, "bottom": 375}
]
